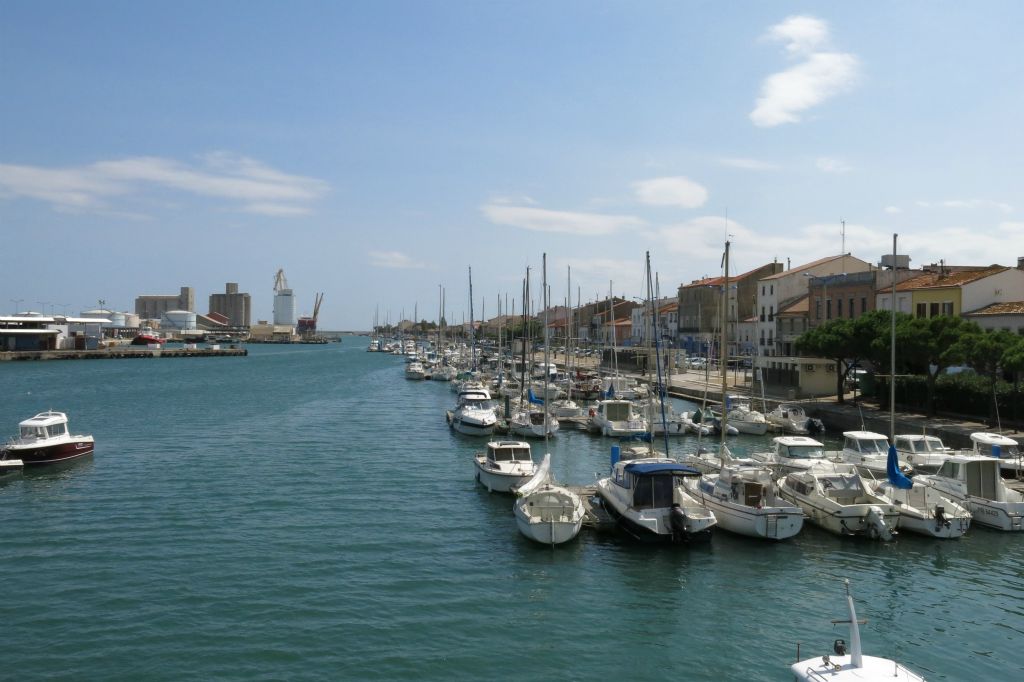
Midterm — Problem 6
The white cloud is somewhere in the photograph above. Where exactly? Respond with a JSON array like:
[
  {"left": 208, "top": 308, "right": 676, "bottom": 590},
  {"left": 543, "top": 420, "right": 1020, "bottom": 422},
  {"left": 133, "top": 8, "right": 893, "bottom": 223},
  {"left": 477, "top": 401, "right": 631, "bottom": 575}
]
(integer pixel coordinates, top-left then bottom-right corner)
[
  {"left": 750, "top": 16, "right": 860, "bottom": 128},
  {"left": 481, "top": 203, "right": 643, "bottom": 236},
  {"left": 368, "top": 251, "right": 427, "bottom": 269},
  {"left": 816, "top": 157, "right": 852, "bottom": 173},
  {"left": 632, "top": 176, "right": 708, "bottom": 208},
  {"left": 765, "top": 15, "right": 830, "bottom": 57},
  {"left": 659, "top": 216, "right": 756, "bottom": 259},
  {"left": 718, "top": 157, "right": 780, "bottom": 171},
  {"left": 884, "top": 206, "right": 902, "bottom": 214},
  {"left": 0, "top": 153, "right": 328, "bottom": 216}
]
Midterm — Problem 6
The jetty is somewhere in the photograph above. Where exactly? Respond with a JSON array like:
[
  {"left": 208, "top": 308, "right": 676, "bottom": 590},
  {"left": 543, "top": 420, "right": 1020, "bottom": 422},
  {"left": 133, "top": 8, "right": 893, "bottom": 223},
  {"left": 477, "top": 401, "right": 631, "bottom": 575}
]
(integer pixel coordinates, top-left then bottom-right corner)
[{"left": 0, "top": 347, "right": 247, "bottom": 361}]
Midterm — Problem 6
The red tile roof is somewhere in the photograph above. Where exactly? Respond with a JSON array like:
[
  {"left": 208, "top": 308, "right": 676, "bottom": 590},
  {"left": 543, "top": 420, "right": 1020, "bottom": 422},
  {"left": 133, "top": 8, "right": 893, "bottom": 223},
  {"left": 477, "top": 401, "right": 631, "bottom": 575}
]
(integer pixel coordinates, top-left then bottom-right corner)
[
  {"left": 892, "top": 266, "right": 1006, "bottom": 292},
  {"left": 964, "top": 301, "right": 1024, "bottom": 315},
  {"left": 760, "top": 254, "right": 850, "bottom": 280}
]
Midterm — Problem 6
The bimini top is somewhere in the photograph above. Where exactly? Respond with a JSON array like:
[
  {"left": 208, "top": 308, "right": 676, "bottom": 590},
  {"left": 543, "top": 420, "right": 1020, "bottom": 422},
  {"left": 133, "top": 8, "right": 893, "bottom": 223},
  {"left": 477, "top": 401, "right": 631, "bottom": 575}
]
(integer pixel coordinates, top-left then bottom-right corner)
[
  {"left": 624, "top": 461, "right": 700, "bottom": 476},
  {"left": 971, "top": 432, "right": 1018, "bottom": 448}
]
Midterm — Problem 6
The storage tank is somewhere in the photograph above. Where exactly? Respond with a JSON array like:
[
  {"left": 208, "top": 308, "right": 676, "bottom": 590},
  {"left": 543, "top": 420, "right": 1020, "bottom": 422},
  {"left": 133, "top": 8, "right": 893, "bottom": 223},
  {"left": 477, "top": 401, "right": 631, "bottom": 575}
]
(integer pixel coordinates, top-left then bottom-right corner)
[
  {"left": 123, "top": 313, "right": 141, "bottom": 328},
  {"left": 162, "top": 310, "right": 197, "bottom": 330},
  {"left": 274, "top": 289, "right": 296, "bottom": 326},
  {"left": 81, "top": 308, "right": 123, "bottom": 329}
]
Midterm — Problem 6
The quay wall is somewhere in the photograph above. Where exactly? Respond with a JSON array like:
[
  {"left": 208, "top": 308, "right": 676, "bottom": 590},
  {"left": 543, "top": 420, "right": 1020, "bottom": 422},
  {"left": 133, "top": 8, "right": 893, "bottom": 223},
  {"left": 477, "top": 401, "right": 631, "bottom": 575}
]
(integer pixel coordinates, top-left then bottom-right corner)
[{"left": 0, "top": 348, "right": 247, "bottom": 361}]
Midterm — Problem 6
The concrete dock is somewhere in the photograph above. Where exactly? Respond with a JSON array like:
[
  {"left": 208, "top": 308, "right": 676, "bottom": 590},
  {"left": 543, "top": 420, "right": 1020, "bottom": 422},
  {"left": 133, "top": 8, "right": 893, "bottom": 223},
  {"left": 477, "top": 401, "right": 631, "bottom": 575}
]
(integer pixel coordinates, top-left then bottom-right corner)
[{"left": 0, "top": 347, "right": 248, "bottom": 361}]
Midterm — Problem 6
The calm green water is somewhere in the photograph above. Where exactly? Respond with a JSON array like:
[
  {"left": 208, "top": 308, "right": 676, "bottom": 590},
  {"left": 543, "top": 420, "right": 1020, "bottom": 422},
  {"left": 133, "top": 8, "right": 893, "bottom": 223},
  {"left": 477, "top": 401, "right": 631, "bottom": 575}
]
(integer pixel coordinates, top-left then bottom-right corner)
[{"left": 1, "top": 343, "right": 1021, "bottom": 681}]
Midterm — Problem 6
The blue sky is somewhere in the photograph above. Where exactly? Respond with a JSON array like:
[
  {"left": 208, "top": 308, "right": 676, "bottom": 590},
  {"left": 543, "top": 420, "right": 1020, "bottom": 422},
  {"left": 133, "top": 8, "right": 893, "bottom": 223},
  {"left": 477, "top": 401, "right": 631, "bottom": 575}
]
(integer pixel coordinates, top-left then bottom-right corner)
[{"left": 2, "top": 1, "right": 1022, "bottom": 328}]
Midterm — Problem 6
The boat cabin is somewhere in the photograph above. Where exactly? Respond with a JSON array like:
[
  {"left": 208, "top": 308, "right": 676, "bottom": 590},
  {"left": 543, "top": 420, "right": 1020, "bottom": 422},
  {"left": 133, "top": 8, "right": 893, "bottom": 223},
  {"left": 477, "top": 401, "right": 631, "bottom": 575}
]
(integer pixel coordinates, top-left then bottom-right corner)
[
  {"left": 936, "top": 457, "right": 1005, "bottom": 500},
  {"left": 773, "top": 436, "right": 825, "bottom": 460},
  {"left": 17, "top": 412, "right": 70, "bottom": 442},
  {"left": 970, "top": 432, "right": 1020, "bottom": 460},
  {"left": 614, "top": 461, "right": 699, "bottom": 510},
  {"left": 894, "top": 435, "right": 950, "bottom": 455},
  {"left": 486, "top": 441, "right": 532, "bottom": 463},
  {"left": 598, "top": 400, "right": 634, "bottom": 422},
  {"left": 843, "top": 431, "right": 889, "bottom": 455},
  {"left": 786, "top": 470, "right": 870, "bottom": 505}
]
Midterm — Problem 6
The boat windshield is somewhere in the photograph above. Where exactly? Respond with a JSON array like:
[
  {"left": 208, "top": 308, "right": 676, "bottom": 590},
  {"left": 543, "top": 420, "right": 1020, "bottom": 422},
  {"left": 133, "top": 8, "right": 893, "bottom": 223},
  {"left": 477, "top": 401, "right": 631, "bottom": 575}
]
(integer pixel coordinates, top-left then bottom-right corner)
[
  {"left": 20, "top": 426, "right": 48, "bottom": 440},
  {"left": 918, "top": 437, "right": 946, "bottom": 453},
  {"left": 782, "top": 444, "right": 824, "bottom": 459},
  {"left": 492, "top": 447, "right": 530, "bottom": 462},
  {"left": 848, "top": 437, "right": 888, "bottom": 455}
]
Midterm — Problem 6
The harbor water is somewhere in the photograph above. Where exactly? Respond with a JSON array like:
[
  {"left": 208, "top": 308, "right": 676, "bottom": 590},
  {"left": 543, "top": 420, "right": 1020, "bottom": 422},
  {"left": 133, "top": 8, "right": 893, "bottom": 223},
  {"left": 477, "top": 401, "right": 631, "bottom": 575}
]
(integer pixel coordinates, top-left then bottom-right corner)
[{"left": 1, "top": 342, "right": 1021, "bottom": 680}]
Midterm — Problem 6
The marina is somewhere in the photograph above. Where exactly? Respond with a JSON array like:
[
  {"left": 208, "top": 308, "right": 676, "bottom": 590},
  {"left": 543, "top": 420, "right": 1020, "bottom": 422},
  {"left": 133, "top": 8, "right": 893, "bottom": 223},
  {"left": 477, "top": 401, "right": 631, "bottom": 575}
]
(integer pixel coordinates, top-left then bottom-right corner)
[{"left": 3, "top": 341, "right": 1021, "bottom": 680}]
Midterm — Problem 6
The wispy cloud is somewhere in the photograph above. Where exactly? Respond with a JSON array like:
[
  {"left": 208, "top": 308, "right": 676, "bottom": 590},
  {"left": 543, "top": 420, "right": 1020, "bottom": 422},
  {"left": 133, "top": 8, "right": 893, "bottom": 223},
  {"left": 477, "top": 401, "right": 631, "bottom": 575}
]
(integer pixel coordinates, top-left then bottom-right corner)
[
  {"left": 718, "top": 157, "right": 780, "bottom": 171},
  {"left": 481, "top": 203, "right": 644, "bottom": 236},
  {"left": 369, "top": 251, "right": 427, "bottom": 269},
  {"left": 915, "top": 199, "right": 1013, "bottom": 213},
  {"left": 884, "top": 206, "right": 902, "bottom": 214},
  {"left": 0, "top": 152, "right": 328, "bottom": 216},
  {"left": 659, "top": 216, "right": 754, "bottom": 260},
  {"left": 816, "top": 157, "right": 852, "bottom": 173},
  {"left": 632, "top": 176, "right": 709, "bottom": 208},
  {"left": 750, "top": 16, "right": 860, "bottom": 128}
]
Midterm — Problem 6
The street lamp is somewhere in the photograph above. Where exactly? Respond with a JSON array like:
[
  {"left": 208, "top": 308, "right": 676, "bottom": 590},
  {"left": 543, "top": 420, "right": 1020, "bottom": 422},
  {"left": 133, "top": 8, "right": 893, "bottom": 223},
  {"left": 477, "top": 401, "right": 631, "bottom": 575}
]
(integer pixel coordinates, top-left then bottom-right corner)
[
  {"left": 37, "top": 301, "right": 50, "bottom": 316},
  {"left": 10, "top": 298, "right": 24, "bottom": 315}
]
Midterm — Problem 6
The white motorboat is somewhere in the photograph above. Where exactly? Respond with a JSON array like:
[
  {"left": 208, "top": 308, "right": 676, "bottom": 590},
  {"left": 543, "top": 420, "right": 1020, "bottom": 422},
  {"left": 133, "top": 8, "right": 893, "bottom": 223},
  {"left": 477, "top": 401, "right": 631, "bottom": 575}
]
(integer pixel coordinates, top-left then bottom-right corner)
[
  {"left": 686, "top": 464, "right": 803, "bottom": 540},
  {"left": 791, "top": 579, "right": 927, "bottom": 681},
  {"left": 643, "top": 398, "right": 692, "bottom": 437},
  {"left": 512, "top": 453, "right": 585, "bottom": 545},
  {"left": 596, "top": 450, "right": 716, "bottom": 543},
  {"left": 1, "top": 411, "right": 95, "bottom": 466},
  {"left": 679, "top": 410, "right": 713, "bottom": 436},
  {"left": 765, "top": 403, "right": 824, "bottom": 435},
  {"left": 750, "top": 436, "right": 829, "bottom": 476},
  {"left": 837, "top": 430, "right": 904, "bottom": 479},
  {"left": 474, "top": 440, "right": 538, "bottom": 493},
  {"left": 915, "top": 455, "right": 1024, "bottom": 531},
  {"left": 548, "top": 398, "right": 583, "bottom": 419},
  {"left": 894, "top": 434, "right": 954, "bottom": 474},
  {"left": 873, "top": 479, "right": 972, "bottom": 538},
  {"left": 725, "top": 395, "right": 769, "bottom": 435},
  {"left": 431, "top": 365, "right": 458, "bottom": 382},
  {"left": 588, "top": 399, "right": 648, "bottom": 437},
  {"left": 962, "top": 432, "right": 1023, "bottom": 479},
  {"left": 777, "top": 464, "right": 899, "bottom": 540},
  {"left": 448, "top": 384, "right": 499, "bottom": 436},
  {"left": 404, "top": 361, "right": 427, "bottom": 380}
]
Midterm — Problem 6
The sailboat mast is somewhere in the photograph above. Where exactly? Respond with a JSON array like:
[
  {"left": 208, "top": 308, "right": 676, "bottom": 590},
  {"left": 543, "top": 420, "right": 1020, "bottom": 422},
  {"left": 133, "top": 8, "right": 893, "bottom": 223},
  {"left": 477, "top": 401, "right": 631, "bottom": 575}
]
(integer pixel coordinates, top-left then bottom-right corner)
[
  {"left": 543, "top": 254, "right": 550, "bottom": 444},
  {"left": 468, "top": 267, "right": 476, "bottom": 370},
  {"left": 890, "top": 233, "right": 898, "bottom": 442},
  {"left": 647, "top": 252, "right": 670, "bottom": 457},
  {"left": 721, "top": 241, "right": 730, "bottom": 440}
]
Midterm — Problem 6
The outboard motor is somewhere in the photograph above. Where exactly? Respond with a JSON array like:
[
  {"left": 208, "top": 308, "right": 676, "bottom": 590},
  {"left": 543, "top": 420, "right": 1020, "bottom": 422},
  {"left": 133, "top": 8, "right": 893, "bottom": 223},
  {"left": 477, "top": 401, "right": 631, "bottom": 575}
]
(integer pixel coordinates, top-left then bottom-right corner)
[
  {"left": 865, "top": 506, "right": 894, "bottom": 541},
  {"left": 669, "top": 503, "right": 689, "bottom": 542},
  {"left": 833, "top": 639, "right": 847, "bottom": 656},
  {"left": 934, "top": 505, "right": 950, "bottom": 530},
  {"left": 806, "top": 418, "right": 825, "bottom": 435}
]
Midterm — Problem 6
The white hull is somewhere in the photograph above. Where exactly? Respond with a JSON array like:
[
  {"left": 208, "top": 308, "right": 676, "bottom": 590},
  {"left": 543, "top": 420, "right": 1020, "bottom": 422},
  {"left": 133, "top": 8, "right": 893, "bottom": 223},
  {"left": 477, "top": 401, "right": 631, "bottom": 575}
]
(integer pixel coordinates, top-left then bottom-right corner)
[
  {"left": 513, "top": 484, "right": 585, "bottom": 545},
  {"left": 793, "top": 654, "right": 926, "bottom": 682},
  {"left": 731, "top": 419, "right": 768, "bottom": 435},
  {"left": 784, "top": 492, "right": 898, "bottom": 539},
  {"left": 697, "top": 496, "right": 802, "bottom": 540},
  {"left": 964, "top": 497, "right": 1024, "bottom": 531},
  {"left": 450, "top": 413, "right": 497, "bottom": 436},
  {"left": 875, "top": 483, "right": 971, "bottom": 538},
  {"left": 475, "top": 459, "right": 535, "bottom": 493}
]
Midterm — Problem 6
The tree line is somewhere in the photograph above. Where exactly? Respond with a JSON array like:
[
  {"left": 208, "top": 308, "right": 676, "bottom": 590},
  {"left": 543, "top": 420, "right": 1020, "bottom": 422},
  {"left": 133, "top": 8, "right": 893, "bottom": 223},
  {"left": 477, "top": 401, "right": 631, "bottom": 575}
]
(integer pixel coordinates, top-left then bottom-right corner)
[{"left": 795, "top": 310, "right": 1024, "bottom": 419}]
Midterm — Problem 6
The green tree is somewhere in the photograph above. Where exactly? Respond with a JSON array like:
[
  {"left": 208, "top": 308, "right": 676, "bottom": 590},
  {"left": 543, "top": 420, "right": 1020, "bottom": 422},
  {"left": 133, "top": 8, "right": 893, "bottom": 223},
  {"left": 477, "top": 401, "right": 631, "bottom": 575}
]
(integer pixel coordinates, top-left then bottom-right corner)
[
  {"left": 957, "top": 328, "right": 1017, "bottom": 424},
  {"left": 898, "top": 316, "right": 978, "bottom": 416}
]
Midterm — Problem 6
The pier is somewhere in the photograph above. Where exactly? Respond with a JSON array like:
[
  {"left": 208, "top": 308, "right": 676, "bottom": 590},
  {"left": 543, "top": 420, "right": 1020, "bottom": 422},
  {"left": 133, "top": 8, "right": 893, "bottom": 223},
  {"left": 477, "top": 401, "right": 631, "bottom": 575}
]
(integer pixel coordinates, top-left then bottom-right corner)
[{"left": 0, "top": 347, "right": 247, "bottom": 361}]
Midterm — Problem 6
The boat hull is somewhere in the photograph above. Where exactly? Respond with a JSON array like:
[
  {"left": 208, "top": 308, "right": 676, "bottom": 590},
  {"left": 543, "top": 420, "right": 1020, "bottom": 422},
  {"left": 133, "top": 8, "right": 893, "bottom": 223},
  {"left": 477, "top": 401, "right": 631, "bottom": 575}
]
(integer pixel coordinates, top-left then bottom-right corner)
[
  {"left": 474, "top": 460, "right": 534, "bottom": 493},
  {"left": 513, "top": 488, "right": 584, "bottom": 545},
  {"left": 596, "top": 484, "right": 712, "bottom": 543},
  {"left": 2, "top": 438, "right": 94, "bottom": 466}
]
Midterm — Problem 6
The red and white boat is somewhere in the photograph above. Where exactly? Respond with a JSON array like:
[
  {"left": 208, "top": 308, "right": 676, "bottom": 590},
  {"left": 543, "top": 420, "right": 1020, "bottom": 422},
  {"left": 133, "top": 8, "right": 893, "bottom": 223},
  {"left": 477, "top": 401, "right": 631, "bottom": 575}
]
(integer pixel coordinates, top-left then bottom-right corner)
[
  {"left": 131, "top": 329, "right": 164, "bottom": 346},
  {"left": 1, "top": 411, "right": 95, "bottom": 466}
]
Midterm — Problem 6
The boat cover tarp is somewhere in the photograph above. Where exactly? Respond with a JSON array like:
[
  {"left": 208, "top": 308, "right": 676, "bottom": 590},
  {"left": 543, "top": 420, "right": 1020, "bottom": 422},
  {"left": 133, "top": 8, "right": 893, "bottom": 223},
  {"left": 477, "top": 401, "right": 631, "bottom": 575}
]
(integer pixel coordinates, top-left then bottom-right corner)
[
  {"left": 886, "top": 444, "right": 913, "bottom": 489},
  {"left": 624, "top": 461, "right": 699, "bottom": 476}
]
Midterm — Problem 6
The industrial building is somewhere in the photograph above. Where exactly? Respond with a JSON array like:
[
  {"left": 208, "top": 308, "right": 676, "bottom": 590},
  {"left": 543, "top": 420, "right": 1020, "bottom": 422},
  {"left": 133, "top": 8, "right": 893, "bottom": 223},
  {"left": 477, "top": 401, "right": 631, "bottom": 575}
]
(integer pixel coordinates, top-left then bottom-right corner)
[
  {"left": 209, "top": 283, "right": 251, "bottom": 327},
  {"left": 135, "top": 286, "right": 195, "bottom": 320}
]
